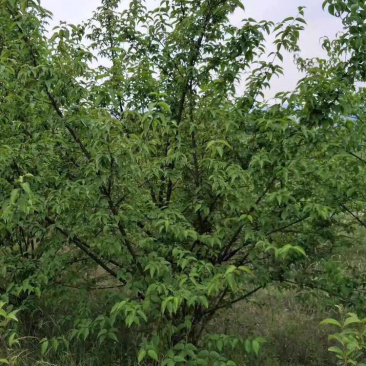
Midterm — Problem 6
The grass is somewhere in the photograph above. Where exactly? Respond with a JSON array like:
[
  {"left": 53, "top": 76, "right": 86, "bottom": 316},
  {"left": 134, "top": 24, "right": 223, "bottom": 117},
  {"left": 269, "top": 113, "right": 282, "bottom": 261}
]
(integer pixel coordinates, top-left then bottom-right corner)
[{"left": 209, "top": 287, "right": 337, "bottom": 366}]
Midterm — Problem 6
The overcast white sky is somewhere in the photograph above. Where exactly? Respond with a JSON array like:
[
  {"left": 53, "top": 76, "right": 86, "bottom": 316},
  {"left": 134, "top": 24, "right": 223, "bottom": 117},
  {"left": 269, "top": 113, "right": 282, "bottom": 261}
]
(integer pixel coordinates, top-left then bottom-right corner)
[{"left": 41, "top": 0, "right": 343, "bottom": 99}]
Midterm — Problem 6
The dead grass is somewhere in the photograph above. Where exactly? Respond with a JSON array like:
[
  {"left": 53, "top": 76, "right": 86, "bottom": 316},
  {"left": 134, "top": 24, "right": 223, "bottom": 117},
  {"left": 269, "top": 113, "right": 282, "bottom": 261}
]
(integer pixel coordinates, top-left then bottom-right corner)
[{"left": 208, "top": 287, "right": 337, "bottom": 366}]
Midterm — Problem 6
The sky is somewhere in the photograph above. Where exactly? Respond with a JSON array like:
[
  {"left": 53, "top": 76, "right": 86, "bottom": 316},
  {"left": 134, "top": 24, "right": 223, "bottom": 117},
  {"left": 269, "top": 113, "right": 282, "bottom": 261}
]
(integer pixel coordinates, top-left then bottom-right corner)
[{"left": 41, "top": 0, "right": 343, "bottom": 99}]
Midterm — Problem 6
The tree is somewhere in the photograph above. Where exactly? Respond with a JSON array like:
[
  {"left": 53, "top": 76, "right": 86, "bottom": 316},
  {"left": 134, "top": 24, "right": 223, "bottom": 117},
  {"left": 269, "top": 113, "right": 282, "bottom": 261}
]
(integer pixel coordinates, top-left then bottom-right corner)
[{"left": 0, "top": 0, "right": 365, "bottom": 364}]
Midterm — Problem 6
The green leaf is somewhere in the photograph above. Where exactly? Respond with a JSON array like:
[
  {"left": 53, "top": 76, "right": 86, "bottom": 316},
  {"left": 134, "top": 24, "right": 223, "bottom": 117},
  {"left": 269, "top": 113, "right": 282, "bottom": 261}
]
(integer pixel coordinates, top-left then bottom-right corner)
[
  {"left": 10, "top": 189, "right": 20, "bottom": 204},
  {"left": 21, "top": 182, "right": 32, "bottom": 194},
  {"left": 217, "top": 339, "right": 223, "bottom": 351},
  {"left": 344, "top": 317, "right": 361, "bottom": 327},
  {"left": 148, "top": 349, "right": 158, "bottom": 361},
  {"left": 252, "top": 340, "right": 260, "bottom": 355},
  {"left": 238, "top": 266, "right": 253, "bottom": 275},
  {"left": 226, "top": 273, "right": 236, "bottom": 289},
  {"left": 108, "top": 332, "right": 118, "bottom": 342},
  {"left": 200, "top": 296, "right": 209, "bottom": 309},
  {"left": 8, "top": 333, "right": 18, "bottom": 347},
  {"left": 328, "top": 346, "right": 343, "bottom": 355},
  {"left": 51, "top": 339, "right": 59, "bottom": 352},
  {"left": 233, "top": 0, "right": 244, "bottom": 10},
  {"left": 244, "top": 339, "right": 251, "bottom": 353},
  {"left": 295, "top": 17, "right": 307, "bottom": 24},
  {"left": 0, "top": 309, "right": 7, "bottom": 318},
  {"left": 173, "top": 355, "right": 185, "bottom": 362},
  {"left": 320, "top": 318, "right": 342, "bottom": 327},
  {"left": 6, "top": 310, "right": 19, "bottom": 322},
  {"left": 157, "top": 101, "right": 171, "bottom": 113},
  {"left": 137, "top": 310, "right": 148, "bottom": 323},
  {"left": 41, "top": 340, "right": 49, "bottom": 356},
  {"left": 292, "top": 246, "right": 306, "bottom": 257},
  {"left": 138, "top": 349, "right": 146, "bottom": 363},
  {"left": 225, "top": 265, "right": 236, "bottom": 275}
]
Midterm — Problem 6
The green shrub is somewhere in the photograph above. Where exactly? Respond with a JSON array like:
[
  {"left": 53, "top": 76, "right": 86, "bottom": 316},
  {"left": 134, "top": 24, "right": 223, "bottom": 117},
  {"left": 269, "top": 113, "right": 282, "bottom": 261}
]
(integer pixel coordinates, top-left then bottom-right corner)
[{"left": 321, "top": 306, "right": 366, "bottom": 365}]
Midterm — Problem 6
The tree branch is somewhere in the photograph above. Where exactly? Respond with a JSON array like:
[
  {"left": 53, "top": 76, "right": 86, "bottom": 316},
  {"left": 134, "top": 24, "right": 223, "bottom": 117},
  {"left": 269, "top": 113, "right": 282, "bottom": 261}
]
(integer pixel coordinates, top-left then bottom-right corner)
[
  {"left": 204, "top": 285, "right": 263, "bottom": 316},
  {"left": 45, "top": 217, "right": 125, "bottom": 282},
  {"left": 219, "top": 177, "right": 276, "bottom": 262},
  {"left": 340, "top": 204, "right": 366, "bottom": 228},
  {"left": 266, "top": 215, "right": 310, "bottom": 236},
  {"left": 348, "top": 151, "right": 366, "bottom": 165}
]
